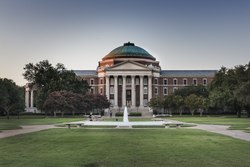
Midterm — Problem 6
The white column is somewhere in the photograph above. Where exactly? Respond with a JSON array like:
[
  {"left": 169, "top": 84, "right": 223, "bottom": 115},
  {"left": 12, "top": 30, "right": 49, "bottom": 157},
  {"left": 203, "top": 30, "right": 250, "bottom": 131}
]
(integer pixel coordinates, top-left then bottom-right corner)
[
  {"left": 105, "top": 76, "right": 110, "bottom": 100},
  {"left": 25, "top": 88, "right": 29, "bottom": 108},
  {"left": 131, "top": 75, "right": 135, "bottom": 107},
  {"left": 114, "top": 75, "right": 118, "bottom": 107},
  {"left": 148, "top": 76, "right": 152, "bottom": 102},
  {"left": 30, "top": 90, "right": 34, "bottom": 108},
  {"left": 122, "top": 76, "right": 126, "bottom": 107},
  {"left": 140, "top": 76, "right": 144, "bottom": 107}
]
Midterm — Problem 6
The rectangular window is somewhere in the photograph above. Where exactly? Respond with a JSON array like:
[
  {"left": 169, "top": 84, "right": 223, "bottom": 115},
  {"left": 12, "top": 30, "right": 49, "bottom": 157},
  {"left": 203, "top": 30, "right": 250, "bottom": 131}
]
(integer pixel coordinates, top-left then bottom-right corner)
[
  {"left": 90, "top": 79, "right": 94, "bottom": 85},
  {"left": 154, "top": 78, "right": 158, "bottom": 84},
  {"left": 183, "top": 79, "right": 187, "bottom": 86},
  {"left": 164, "top": 79, "right": 168, "bottom": 85},
  {"left": 173, "top": 79, "right": 177, "bottom": 85},
  {"left": 126, "top": 78, "right": 131, "bottom": 85},
  {"left": 193, "top": 79, "right": 197, "bottom": 86},
  {"left": 163, "top": 87, "right": 168, "bottom": 95},
  {"left": 203, "top": 78, "right": 207, "bottom": 86},
  {"left": 100, "top": 87, "right": 103, "bottom": 95},
  {"left": 173, "top": 87, "right": 177, "bottom": 93},
  {"left": 143, "top": 99, "right": 148, "bottom": 107},
  {"left": 118, "top": 78, "right": 122, "bottom": 85},
  {"left": 144, "top": 86, "right": 148, "bottom": 94},
  {"left": 110, "top": 78, "right": 114, "bottom": 85},
  {"left": 100, "top": 79, "right": 103, "bottom": 84},
  {"left": 136, "top": 78, "right": 140, "bottom": 85},
  {"left": 154, "top": 87, "right": 158, "bottom": 95},
  {"left": 90, "top": 87, "right": 94, "bottom": 94},
  {"left": 144, "top": 78, "right": 148, "bottom": 85},
  {"left": 110, "top": 86, "right": 114, "bottom": 94}
]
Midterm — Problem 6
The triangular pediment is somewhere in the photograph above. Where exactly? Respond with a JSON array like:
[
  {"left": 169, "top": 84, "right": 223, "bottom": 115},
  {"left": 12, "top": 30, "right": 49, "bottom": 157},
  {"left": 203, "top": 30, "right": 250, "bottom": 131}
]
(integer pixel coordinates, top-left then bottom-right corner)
[{"left": 108, "top": 61, "right": 150, "bottom": 71}]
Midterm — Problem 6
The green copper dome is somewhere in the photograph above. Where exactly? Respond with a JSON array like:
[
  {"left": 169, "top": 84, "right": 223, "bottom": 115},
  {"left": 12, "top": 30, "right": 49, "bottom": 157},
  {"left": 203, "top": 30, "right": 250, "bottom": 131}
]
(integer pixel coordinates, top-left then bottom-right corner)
[{"left": 102, "top": 42, "right": 156, "bottom": 61}]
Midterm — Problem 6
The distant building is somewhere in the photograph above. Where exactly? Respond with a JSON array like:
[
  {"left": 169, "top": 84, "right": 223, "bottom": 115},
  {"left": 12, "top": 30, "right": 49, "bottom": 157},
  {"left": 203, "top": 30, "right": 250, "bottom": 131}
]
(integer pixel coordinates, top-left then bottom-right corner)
[{"left": 25, "top": 42, "right": 216, "bottom": 115}]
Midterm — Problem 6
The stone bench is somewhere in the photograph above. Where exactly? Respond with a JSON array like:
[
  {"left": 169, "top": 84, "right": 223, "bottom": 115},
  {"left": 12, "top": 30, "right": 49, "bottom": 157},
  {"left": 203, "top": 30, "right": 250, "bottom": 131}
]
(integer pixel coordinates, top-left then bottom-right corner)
[
  {"left": 163, "top": 123, "right": 183, "bottom": 128},
  {"left": 65, "top": 123, "right": 84, "bottom": 129}
]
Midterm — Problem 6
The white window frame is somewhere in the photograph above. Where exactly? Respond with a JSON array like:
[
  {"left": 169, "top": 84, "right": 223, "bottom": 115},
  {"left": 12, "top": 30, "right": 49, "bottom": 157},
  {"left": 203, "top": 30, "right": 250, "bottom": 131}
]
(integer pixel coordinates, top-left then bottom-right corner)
[
  {"left": 183, "top": 78, "right": 187, "bottom": 86},
  {"left": 154, "top": 78, "right": 158, "bottom": 85},
  {"left": 173, "top": 78, "right": 177, "bottom": 85},
  {"left": 154, "top": 87, "right": 158, "bottom": 95},
  {"left": 163, "top": 78, "right": 168, "bottom": 85},
  {"left": 90, "top": 79, "right": 94, "bottom": 86},
  {"left": 173, "top": 87, "right": 178, "bottom": 93},
  {"left": 163, "top": 87, "right": 168, "bottom": 95},
  {"left": 203, "top": 78, "right": 207, "bottom": 86},
  {"left": 193, "top": 78, "right": 197, "bottom": 86}
]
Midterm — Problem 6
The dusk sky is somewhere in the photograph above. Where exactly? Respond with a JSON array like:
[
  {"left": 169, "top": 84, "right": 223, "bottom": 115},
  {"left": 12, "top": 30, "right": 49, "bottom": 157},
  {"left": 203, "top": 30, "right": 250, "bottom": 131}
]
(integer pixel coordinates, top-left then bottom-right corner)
[{"left": 0, "top": 0, "right": 249, "bottom": 86}]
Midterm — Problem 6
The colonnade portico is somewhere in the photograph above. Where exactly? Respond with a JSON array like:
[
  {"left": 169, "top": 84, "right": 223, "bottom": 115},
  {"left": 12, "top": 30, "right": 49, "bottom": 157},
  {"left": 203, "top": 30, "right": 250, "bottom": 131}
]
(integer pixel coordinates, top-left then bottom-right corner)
[{"left": 105, "top": 75, "right": 152, "bottom": 108}]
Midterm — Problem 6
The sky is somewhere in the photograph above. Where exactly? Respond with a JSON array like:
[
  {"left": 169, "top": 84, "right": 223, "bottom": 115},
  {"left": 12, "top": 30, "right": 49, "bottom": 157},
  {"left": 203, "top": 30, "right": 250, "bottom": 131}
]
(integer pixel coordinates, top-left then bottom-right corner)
[{"left": 0, "top": 0, "right": 249, "bottom": 86}]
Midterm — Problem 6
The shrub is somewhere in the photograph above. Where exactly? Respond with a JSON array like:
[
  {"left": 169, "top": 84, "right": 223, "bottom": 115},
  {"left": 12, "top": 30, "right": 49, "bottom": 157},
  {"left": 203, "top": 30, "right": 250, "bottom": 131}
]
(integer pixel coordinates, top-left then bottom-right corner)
[
  {"left": 129, "top": 112, "right": 142, "bottom": 116},
  {"left": 115, "top": 112, "right": 123, "bottom": 117}
]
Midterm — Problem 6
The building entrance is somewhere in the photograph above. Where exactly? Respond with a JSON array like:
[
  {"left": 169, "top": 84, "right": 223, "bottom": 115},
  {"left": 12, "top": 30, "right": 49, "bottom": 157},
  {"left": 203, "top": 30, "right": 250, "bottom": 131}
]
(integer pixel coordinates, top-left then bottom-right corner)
[{"left": 126, "top": 90, "right": 131, "bottom": 107}]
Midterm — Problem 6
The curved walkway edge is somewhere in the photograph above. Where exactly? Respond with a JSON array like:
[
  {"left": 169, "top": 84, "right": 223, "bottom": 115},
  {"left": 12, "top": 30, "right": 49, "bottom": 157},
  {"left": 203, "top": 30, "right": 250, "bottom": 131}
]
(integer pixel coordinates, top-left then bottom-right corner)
[
  {"left": 0, "top": 125, "right": 58, "bottom": 139},
  {"left": 188, "top": 124, "right": 250, "bottom": 142}
]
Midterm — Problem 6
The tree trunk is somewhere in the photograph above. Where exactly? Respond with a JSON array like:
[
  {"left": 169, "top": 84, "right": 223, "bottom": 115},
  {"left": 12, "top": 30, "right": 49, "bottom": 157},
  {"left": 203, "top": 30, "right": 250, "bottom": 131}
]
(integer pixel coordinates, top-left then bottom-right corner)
[
  {"left": 180, "top": 110, "right": 182, "bottom": 116},
  {"left": 61, "top": 111, "right": 64, "bottom": 117},
  {"left": 191, "top": 110, "right": 194, "bottom": 116},
  {"left": 54, "top": 111, "right": 57, "bottom": 117},
  {"left": 6, "top": 111, "right": 10, "bottom": 120},
  {"left": 237, "top": 110, "right": 241, "bottom": 118}
]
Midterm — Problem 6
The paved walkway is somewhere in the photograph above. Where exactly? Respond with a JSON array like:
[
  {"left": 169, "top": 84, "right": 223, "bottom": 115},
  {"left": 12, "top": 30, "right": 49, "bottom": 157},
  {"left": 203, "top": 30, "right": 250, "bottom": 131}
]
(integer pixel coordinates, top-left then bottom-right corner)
[
  {"left": 0, "top": 125, "right": 57, "bottom": 139},
  {"left": 188, "top": 124, "right": 250, "bottom": 142}
]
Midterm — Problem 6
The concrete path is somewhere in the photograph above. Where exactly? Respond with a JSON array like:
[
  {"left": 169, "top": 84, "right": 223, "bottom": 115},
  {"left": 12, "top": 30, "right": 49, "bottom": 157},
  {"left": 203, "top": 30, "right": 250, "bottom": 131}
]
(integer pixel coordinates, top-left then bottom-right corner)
[
  {"left": 188, "top": 124, "right": 250, "bottom": 142},
  {"left": 0, "top": 125, "right": 57, "bottom": 139}
]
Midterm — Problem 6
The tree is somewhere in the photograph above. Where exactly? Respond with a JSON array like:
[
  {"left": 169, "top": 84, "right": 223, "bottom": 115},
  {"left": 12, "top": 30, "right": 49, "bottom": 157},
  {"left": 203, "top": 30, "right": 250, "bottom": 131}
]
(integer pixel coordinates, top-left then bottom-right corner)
[
  {"left": 148, "top": 97, "right": 163, "bottom": 114},
  {"left": 184, "top": 94, "right": 204, "bottom": 116},
  {"left": 235, "top": 81, "right": 250, "bottom": 117},
  {"left": 174, "top": 85, "right": 209, "bottom": 98},
  {"left": 209, "top": 63, "right": 250, "bottom": 117},
  {"left": 0, "top": 78, "right": 24, "bottom": 119},
  {"left": 23, "top": 60, "right": 89, "bottom": 110}
]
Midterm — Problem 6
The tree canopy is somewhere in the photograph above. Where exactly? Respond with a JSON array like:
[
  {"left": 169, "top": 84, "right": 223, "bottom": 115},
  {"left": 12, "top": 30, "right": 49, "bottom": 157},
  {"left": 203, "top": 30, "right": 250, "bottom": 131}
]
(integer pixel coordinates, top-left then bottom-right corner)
[
  {"left": 23, "top": 60, "right": 89, "bottom": 110},
  {"left": 0, "top": 78, "right": 24, "bottom": 119}
]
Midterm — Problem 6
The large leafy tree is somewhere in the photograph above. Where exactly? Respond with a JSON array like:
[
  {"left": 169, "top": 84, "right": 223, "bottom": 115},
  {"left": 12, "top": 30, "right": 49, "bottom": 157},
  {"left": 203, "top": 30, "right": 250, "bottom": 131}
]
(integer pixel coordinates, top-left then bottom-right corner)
[
  {"left": 174, "top": 85, "right": 209, "bottom": 98},
  {"left": 209, "top": 63, "right": 250, "bottom": 117},
  {"left": 43, "top": 91, "right": 110, "bottom": 117},
  {"left": 0, "top": 78, "right": 24, "bottom": 119},
  {"left": 148, "top": 97, "right": 163, "bottom": 114},
  {"left": 23, "top": 60, "right": 89, "bottom": 110},
  {"left": 235, "top": 81, "right": 250, "bottom": 117},
  {"left": 184, "top": 94, "right": 204, "bottom": 116}
]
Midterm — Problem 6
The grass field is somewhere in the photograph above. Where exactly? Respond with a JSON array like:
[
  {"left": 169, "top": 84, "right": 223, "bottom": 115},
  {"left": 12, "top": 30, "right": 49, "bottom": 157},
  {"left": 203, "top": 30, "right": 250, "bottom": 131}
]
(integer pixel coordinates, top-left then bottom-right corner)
[
  {"left": 171, "top": 116, "right": 250, "bottom": 132},
  {"left": 0, "top": 117, "right": 84, "bottom": 130},
  {"left": 1, "top": 128, "right": 250, "bottom": 167}
]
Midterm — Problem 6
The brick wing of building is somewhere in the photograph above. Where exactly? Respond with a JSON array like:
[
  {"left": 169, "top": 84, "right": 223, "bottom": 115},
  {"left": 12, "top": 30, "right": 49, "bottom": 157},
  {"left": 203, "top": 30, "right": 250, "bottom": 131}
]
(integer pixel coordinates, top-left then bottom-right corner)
[{"left": 25, "top": 42, "right": 216, "bottom": 115}]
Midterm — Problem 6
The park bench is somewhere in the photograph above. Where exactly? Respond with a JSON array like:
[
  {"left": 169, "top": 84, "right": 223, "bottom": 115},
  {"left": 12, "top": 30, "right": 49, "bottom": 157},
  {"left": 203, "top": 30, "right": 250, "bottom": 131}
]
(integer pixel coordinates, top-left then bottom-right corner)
[
  {"left": 65, "top": 123, "right": 84, "bottom": 129},
  {"left": 163, "top": 123, "right": 183, "bottom": 128}
]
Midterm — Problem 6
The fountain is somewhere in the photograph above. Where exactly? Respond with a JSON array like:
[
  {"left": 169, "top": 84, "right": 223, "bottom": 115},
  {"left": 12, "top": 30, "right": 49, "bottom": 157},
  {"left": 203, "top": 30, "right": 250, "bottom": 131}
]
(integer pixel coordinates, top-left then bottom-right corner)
[{"left": 66, "top": 106, "right": 171, "bottom": 128}]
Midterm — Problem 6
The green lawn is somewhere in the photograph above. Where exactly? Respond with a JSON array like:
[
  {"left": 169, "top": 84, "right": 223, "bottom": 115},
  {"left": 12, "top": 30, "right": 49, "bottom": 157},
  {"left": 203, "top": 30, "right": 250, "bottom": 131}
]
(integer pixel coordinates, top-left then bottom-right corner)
[
  {"left": 0, "top": 117, "right": 84, "bottom": 130},
  {"left": 0, "top": 128, "right": 250, "bottom": 167},
  {"left": 171, "top": 116, "right": 250, "bottom": 131}
]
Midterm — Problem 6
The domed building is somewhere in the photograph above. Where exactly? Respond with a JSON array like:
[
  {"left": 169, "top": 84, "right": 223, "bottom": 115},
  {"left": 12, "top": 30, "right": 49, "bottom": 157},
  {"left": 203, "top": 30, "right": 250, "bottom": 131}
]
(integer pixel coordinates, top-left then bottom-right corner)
[{"left": 25, "top": 42, "right": 216, "bottom": 115}]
